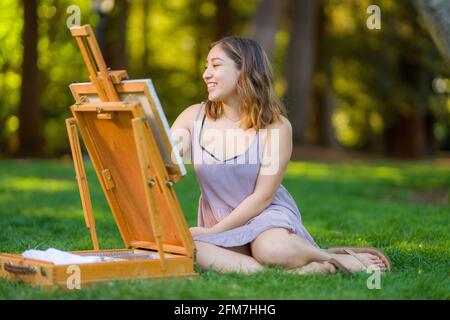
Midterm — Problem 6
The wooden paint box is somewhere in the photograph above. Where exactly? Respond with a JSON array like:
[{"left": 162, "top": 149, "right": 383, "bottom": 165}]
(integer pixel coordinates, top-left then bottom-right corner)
[{"left": 0, "top": 25, "right": 196, "bottom": 289}]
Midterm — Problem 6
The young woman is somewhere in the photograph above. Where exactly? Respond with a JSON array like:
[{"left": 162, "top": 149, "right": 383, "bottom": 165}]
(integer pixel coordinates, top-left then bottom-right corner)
[{"left": 170, "top": 36, "right": 391, "bottom": 275}]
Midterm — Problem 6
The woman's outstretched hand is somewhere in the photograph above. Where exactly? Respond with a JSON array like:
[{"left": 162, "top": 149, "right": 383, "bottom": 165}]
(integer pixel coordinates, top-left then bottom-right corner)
[{"left": 189, "top": 227, "right": 213, "bottom": 237}]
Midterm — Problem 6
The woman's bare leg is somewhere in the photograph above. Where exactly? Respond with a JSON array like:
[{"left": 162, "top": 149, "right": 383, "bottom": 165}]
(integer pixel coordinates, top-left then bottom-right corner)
[
  {"left": 194, "top": 241, "right": 263, "bottom": 273},
  {"left": 195, "top": 240, "right": 344, "bottom": 275},
  {"left": 251, "top": 228, "right": 332, "bottom": 268},
  {"left": 251, "top": 228, "right": 386, "bottom": 271}
]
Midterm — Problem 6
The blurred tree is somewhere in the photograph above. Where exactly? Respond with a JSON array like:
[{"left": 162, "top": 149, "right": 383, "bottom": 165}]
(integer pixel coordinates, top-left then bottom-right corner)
[
  {"left": 189, "top": 0, "right": 214, "bottom": 82},
  {"left": 1, "top": 0, "right": 448, "bottom": 158},
  {"left": 376, "top": 1, "right": 444, "bottom": 158},
  {"left": 413, "top": 0, "right": 450, "bottom": 153},
  {"left": 93, "top": 0, "right": 129, "bottom": 70},
  {"left": 413, "top": 0, "right": 450, "bottom": 63},
  {"left": 141, "top": 0, "right": 150, "bottom": 77},
  {"left": 127, "top": 0, "right": 152, "bottom": 78},
  {"left": 17, "top": 0, "right": 43, "bottom": 157},
  {"left": 309, "top": 1, "right": 337, "bottom": 148},
  {"left": 36, "top": 0, "right": 99, "bottom": 156},
  {"left": 0, "top": 0, "right": 23, "bottom": 156},
  {"left": 284, "top": 0, "right": 319, "bottom": 144},
  {"left": 215, "top": 0, "right": 232, "bottom": 39},
  {"left": 246, "top": 0, "right": 286, "bottom": 60},
  {"left": 325, "top": 0, "right": 448, "bottom": 158}
]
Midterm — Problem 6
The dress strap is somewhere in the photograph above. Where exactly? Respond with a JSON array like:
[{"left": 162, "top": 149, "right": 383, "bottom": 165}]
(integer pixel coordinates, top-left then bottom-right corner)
[
  {"left": 195, "top": 101, "right": 206, "bottom": 121},
  {"left": 191, "top": 102, "right": 206, "bottom": 152}
]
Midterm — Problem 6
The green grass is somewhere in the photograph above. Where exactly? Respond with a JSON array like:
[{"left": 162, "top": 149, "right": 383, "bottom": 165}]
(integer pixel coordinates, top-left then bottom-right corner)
[{"left": 0, "top": 159, "right": 449, "bottom": 299}]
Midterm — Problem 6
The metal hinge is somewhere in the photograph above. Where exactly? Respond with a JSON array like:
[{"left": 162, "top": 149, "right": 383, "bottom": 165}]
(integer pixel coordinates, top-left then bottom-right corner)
[{"left": 101, "top": 168, "right": 115, "bottom": 190}]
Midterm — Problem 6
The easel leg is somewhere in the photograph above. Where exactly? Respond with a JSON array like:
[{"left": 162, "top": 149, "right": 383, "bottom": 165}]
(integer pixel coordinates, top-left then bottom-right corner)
[
  {"left": 66, "top": 118, "right": 100, "bottom": 250},
  {"left": 132, "top": 117, "right": 167, "bottom": 270}
]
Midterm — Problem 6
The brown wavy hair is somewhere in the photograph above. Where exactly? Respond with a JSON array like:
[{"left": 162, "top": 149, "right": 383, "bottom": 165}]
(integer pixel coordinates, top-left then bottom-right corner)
[{"left": 205, "top": 36, "right": 287, "bottom": 131}]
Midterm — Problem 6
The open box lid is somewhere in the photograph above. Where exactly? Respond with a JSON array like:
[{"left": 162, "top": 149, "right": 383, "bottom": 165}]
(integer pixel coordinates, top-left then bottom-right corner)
[{"left": 67, "top": 24, "right": 194, "bottom": 257}]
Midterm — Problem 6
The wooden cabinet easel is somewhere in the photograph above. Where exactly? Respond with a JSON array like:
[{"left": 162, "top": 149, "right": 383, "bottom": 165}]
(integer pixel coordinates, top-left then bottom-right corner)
[{"left": 0, "top": 25, "right": 196, "bottom": 289}]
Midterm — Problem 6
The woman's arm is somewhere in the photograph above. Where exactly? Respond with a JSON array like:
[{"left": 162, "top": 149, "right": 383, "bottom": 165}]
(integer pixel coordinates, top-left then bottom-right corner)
[
  {"left": 170, "top": 103, "right": 202, "bottom": 158},
  {"left": 208, "top": 116, "right": 293, "bottom": 234}
]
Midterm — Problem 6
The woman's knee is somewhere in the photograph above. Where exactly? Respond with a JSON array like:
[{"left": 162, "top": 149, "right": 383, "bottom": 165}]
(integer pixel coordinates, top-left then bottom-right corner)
[
  {"left": 251, "top": 237, "right": 298, "bottom": 266},
  {"left": 194, "top": 241, "right": 215, "bottom": 269}
]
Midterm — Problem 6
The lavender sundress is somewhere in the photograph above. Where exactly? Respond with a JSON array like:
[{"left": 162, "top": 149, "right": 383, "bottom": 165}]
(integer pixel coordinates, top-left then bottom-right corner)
[{"left": 191, "top": 103, "right": 318, "bottom": 248}]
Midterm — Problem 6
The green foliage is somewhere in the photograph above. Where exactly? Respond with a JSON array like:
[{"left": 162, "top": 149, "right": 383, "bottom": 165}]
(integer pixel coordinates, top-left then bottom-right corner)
[
  {"left": 0, "top": 159, "right": 448, "bottom": 299},
  {"left": 0, "top": 0, "right": 23, "bottom": 153},
  {"left": 0, "top": 0, "right": 258, "bottom": 156},
  {"left": 325, "top": 0, "right": 449, "bottom": 149},
  {"left": 0, "top": 0, "right": 449, "bottom": 156}
]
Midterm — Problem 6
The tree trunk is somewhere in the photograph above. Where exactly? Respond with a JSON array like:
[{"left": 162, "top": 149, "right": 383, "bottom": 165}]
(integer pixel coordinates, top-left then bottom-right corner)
[
  {"left": 108, "top": 0, "right": 129, "bottom": 70},
  {"left": 423, "top": 109, "right": 437, "bottom": 156},
  {"left": 284, "top": 0, "right": 319, "bottom": 143},
  {"left": 17, "top": 0, "right": 43, "bottom": 157},
  {"left": 142, "top": 0, "right": 149, "bottom": 75},
  {"left": 95, "top": 7, "right": 107, "bottom": 60},
  {"left": 246, "top": 0, "right": 286, "bottom": 59},
  {"left": 412, "top": 0, "right": 450, "bottom": 156},
  {"left": 308, "top": 2, "right": 337, "bottom": 147},
  {"left": 383, "top": 108, "right": 427, "bottom": 159},
  {"left": 312, "top": 63, "right": 338, "bottom": 147},
  {"left": 95, "top": 0, "right": 129, "bottom": 71},
  {"left": 190, "top": 0, "right": 205, "bottom": 82},
  {"left": 215, "top": 0, "right": 232, "bottom": 39},
  {"left": 413, "top": 0, "right": 450, "bottom": 62}
]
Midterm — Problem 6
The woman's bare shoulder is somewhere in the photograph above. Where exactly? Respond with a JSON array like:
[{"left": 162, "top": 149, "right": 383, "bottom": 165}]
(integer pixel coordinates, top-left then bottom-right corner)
[
  {"left": 172, "top": 102, "right": 204, "bottom": 133},
  {"left": 260, "top": 115, "right": 292, "bottom": 147},
  {"left": 177, "top": 102, "right": 202, "bottom": 117},
  {"left": 266, "top": 114, "right": 292, "bottom": 132}
]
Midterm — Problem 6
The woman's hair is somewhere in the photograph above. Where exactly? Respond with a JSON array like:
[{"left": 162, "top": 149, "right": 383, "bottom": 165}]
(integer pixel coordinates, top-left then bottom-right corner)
[{"left": 205, "top": 36, "right": 287, "bottom": 131}]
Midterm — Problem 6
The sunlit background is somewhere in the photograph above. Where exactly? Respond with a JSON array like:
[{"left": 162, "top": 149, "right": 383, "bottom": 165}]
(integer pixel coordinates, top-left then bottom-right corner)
[{"left": 0, "top": 0, "right": 449, "bottom": 159}]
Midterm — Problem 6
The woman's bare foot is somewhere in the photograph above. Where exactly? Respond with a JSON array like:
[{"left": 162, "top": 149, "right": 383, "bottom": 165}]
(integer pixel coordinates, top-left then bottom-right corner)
[
  {"left": 288, "top": 261, "right": 337, "bottom": 275},
  {"left": 331, "top": 252, "right": 387, "bottom": 272}
]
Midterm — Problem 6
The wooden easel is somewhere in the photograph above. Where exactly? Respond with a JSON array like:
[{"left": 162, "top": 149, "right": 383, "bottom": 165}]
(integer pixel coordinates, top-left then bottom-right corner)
[
  {"left": 0, "top": 25, "right": 195, "bottom": 289},
  {"left": 65, "top": 25, "right": 194, "bottom": 264}
]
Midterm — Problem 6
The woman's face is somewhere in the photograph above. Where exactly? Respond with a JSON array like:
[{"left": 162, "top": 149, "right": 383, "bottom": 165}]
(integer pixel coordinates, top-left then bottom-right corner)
[{"left": 203, "top": 44, "right": 241, "bottom": 102}]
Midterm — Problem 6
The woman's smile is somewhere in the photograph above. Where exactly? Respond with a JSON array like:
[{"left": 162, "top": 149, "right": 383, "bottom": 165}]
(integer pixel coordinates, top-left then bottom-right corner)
[{"left": 207, "top": 82, "right": 217, "bottom": 92}]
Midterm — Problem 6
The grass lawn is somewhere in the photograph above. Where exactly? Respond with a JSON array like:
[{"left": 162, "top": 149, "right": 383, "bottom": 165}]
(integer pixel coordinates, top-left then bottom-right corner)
[{"left": 0, "top": 159, "right": 448, "bottom": 299}]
